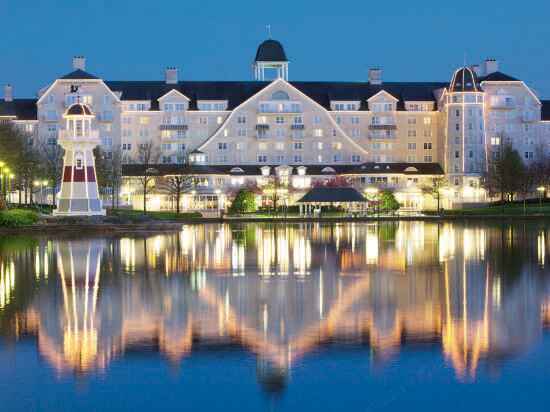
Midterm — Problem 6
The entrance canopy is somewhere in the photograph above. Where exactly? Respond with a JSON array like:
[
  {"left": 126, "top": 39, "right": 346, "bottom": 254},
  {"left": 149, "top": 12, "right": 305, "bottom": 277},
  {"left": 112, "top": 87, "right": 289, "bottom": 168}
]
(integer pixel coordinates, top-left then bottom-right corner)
[{"left": 297, "top": 187, "right": 366, "bottom": 204}]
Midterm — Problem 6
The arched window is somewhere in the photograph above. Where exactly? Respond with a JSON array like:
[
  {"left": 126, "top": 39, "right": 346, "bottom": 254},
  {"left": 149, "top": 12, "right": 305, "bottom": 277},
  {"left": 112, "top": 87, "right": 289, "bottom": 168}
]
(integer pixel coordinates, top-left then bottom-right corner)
[{"left": 271, "top": 91, "right": 290, "bottom": 101}]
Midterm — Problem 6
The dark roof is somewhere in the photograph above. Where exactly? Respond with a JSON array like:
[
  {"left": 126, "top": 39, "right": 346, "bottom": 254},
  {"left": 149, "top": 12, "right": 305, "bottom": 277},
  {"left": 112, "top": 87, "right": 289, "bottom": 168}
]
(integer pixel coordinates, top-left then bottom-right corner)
[
  {"left": 122, "top": 162, "right": 444, "bottom": 177},
  {"left": 479, "top": 71, "right": 519, "bottom": 82},
  {"left": 542, "top": 101, "right": 550, "bottom": 121},
  {"left": 255, "top": 39, "right": 288, "bottom": 62},
  {"left": 60, "top": 69, "right": 99, "bottom": 80},
  {"left": 66, "top": 103, "right": 93, "bottom": 116},
  {"left": 297, "top": 187, "right": 366, "bottom": 203},
  {"left": 0, "top": 99, "right": 37, "bottom": 120},
  {"left": 105, "top": 80, "right": 447, "bottom": 111},
  {"left": 346, "top": 162, "right": 445, "bottom": 175},
  {"left": 449, "top": 67, "right": 479, "bottom": 92}
]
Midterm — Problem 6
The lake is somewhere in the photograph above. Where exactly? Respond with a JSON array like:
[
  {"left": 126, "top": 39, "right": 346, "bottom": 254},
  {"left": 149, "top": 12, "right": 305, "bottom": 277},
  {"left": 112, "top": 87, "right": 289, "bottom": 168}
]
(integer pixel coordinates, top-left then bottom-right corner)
[{"left": 1, "top": 221, "right": 550, "bottom": 411}]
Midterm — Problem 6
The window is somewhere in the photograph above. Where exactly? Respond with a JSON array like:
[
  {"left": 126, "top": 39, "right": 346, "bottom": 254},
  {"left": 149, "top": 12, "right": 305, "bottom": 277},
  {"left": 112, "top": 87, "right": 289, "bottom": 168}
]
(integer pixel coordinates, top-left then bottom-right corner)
[
  {"left": 276, "top": 116, "right": 284, "bottom": 124},
  {"left": 139, "top": 117, "right": 150, "bottom": 125},
  {"left": 259, "top": 143, "right": 268, "bottom": 151},
  {"left": 313, "top": 116, "right": 321, "bottom": 124},
  {"left": 423, "top": 117, "right": 431, "bottom": 125},
  {"left": 275, "top": 142, "right": 285, "bottom": 151},
  {"left": 352, "top": 155, "right": 361, "bottom": 163},
  {"left": 162, "top": 156, "right": 172, "bottom": 164},
  {"left": 75, "top": 158, "right": 83, "bottom": 169},
  {"left": 333, "top": 154, "right": 342, "bottom": 162},
  {"left": 238, "top": 128, "right": 247, "bottom": 137},
  {"left": 122, "top": 143, "right": 132, "bottom": 150},
  {"left": 455, "top": 109, "right": 460, "bottom": 117},
  {"left": 293, "top": 155, "right": 302, "bottom": 163},
  {"left": 490, "top": 136, "right": 500, "bottom": 145},
  {"left": 294, "top": 142, "right": 303, "bottom": 150},
  {"left": 525, "top": 152, "right": 534, "bottom": 160},
  {"left": 313, "top": 129, "right": 323, "bottom": 137},
  {"left": 218, "top": 142, "right": 228, "bottom": 151},
  {"left": 408, "top": 143, "right": 416, "bottom": 150},
  {"left": 424, "top": 142, "right": 432, "bottom": 150},
  {"left": 317, "top": 142, "right": 324, "bottom": 150},
  {"left": 258, "top": 155, "right": 268, "bottom": 163},
  {"left": 199, "top": 117, "right": 208, "bottom": 125},
  {"left": 294, "top": 116, "right": 303, "bottom": 124},
  {"left": 175, "top": 103, "right": 185, "bottom": 112},
  {"left": 351, "top": 116, "right": 360, "bottom": 124},
  {"left": 408, "top": 130, "right": 416, "bottom": 137},
  {"left": 455, "top": 123, "right": 460, "bottom": 131},
  {"left": 164, "top": 103, "right": 174, "bottom": 112},
  {"left": 455, "top": 151, "right": 460, "bottom": 158},
  {"left": 424, "top": 155, "right": 433, "bottom": 162},
  {"left": 217, "top": 116, "right": 223, "bottom": 125},
  {"left": 237, "top": 115, "right": 246, "bottom": 124},
  {"left": 351, "top": 129, "right": 360, "bottom": 138},
  {"left": 332, "top": 142, "right": 342, "bottom": 150},
  {"left": 408, "top": 118, "right": 417, "bottom": 125},
  {"left": 162, "top": 143, "right": 172, "bottom": 151}
]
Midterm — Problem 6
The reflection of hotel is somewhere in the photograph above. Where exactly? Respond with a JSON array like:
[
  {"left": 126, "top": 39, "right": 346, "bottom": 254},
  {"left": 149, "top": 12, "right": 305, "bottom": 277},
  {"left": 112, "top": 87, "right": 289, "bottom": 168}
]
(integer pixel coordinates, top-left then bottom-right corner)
[
  {"left": 3, "top": 39, "right": 550, "bottom": 211},
  {"left": 1, "top": 222, "right": 550, "bottom": 384}
]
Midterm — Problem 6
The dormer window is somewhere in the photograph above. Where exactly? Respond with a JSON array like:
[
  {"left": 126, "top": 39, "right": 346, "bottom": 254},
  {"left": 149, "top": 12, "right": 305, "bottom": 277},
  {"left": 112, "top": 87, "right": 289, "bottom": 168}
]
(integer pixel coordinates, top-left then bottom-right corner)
[{"left": 271, "top": 91, "right": 290, "bottom": 100}]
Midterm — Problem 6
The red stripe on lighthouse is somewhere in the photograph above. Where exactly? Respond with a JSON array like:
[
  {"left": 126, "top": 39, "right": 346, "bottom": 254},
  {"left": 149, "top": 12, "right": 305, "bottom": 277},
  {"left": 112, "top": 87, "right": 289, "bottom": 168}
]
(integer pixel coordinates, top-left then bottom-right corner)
[
  {"left": 86, "top": 166, "right": 96, "bottom": 182},
  {"left": 63, "top": 166, "right": 72, "bottom": 182},
  {"left": 73, "top": 167, "right": 85, "bottom": 182}
]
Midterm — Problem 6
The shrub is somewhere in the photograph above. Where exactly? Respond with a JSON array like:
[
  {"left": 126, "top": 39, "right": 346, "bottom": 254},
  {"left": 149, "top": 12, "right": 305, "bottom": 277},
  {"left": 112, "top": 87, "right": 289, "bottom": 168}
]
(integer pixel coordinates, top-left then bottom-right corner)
[
  {"left": 229, "top": 189, "right": 257, "bottom": 214},
  {"left": 379, "top": 190, "right": 400, "bottom": 213},
  {"left": 0, "top": 209, "right": 39, "bottom": 227}
]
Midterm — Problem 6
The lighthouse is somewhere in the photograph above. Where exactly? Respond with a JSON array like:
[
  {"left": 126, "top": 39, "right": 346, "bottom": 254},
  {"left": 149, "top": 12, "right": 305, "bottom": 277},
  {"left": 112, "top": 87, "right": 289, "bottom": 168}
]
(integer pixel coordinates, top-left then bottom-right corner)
[{"left": 54, "top": 102, "right": 105, "bottom": 216}]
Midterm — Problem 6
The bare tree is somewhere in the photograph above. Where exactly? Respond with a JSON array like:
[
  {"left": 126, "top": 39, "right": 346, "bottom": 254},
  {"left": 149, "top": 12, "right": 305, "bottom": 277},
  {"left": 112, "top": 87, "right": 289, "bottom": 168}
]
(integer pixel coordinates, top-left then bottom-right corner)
[
  {"left": 136, "top": 141, "right": 160, "bottom": 214},
  {"left": 160, "top": 170, "right": 194, "bottom": 214},
  {"left": 40, "top": 142, "right": 64, "bottom": 207},
  {"left": 422, "top": 176, "right": 448, "bottom": 212},
  {"left": 483, "top": 143, "right": 524, "bottom": 202}
]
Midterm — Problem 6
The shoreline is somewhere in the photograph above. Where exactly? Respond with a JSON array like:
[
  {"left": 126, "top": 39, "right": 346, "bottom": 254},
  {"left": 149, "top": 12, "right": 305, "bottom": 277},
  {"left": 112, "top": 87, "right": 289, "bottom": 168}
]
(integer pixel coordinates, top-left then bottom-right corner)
[{"left": 2, "top": 214, "right": 550, "bottom": 235}]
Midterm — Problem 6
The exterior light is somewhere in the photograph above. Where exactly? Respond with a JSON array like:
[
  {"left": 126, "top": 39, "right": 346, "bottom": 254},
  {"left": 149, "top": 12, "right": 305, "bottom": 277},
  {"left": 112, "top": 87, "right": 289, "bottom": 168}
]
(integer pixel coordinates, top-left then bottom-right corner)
[
  {"left": 42, "top": 180, "right": 48, "bottom": 185},
  {"left": 33, "top": 180, "right": 40, "bottom": 187},
  {"left": 9, "top": 174, "right": 14, "bottom": 179},
  {"left": 0, "top": 161, "right": 4, "bottom": 167},
  {"left": 537, "top": 186, "right": 545, "bottom": 193}
]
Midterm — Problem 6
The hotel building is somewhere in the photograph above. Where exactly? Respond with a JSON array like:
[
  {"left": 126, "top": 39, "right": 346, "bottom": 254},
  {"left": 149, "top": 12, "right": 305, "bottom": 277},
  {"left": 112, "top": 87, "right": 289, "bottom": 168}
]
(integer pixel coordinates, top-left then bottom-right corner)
[{"left": 1, "top": 39, "right": 550, "bottom": 211}]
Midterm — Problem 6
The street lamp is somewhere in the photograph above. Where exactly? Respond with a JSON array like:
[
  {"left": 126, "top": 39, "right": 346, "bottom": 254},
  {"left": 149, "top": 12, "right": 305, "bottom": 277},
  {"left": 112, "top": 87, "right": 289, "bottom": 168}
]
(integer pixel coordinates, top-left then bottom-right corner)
[{"left": 537, "top": 186, "right": 546, "bottom": 212}]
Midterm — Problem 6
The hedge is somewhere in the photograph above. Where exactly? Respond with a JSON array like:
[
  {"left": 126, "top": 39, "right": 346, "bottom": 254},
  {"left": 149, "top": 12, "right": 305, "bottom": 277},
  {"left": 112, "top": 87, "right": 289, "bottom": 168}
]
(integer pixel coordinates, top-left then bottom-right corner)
[{"left": 0, "top": 209, "right": 40, "bottom": 227}]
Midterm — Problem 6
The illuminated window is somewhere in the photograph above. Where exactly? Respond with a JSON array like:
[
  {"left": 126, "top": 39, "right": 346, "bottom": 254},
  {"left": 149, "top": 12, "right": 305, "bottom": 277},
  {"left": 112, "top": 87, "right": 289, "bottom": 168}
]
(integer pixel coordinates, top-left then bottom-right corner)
[{"left": 139, "top": 117, "right": 150, "bottom": 125}]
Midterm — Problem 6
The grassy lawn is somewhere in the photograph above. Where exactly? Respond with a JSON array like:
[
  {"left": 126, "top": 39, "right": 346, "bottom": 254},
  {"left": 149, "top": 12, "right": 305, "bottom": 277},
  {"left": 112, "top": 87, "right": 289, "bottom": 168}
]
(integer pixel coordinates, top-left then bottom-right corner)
[
  {"left": 108, "top": 209, "right": 203, "bottom": 221},
  {"left": 439, "top": 204, "right": 550, "bottom": 216}
]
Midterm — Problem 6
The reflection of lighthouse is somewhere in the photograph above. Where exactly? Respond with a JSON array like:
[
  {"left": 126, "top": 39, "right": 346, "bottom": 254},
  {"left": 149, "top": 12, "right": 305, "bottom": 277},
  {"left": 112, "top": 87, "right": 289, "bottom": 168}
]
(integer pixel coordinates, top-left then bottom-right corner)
[
  {"left": 54, "top": 102, "right": 105, "bottom": 216},
  {"left": 48, "top": 239, "right": 106, "bottom": 372}
]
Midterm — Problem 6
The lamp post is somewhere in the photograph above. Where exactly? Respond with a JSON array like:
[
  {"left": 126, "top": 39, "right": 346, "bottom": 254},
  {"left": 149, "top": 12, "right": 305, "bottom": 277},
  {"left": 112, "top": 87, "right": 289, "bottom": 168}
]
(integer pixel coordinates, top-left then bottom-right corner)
[
  {"left": 0, "top": 161, "right": 5, "bottom": 201},
  {"left": 537, "top": 186, "right": 545, "bottom": 213},
  {"left": 34, "top": 180, "right": 47, "bottom": 205}
]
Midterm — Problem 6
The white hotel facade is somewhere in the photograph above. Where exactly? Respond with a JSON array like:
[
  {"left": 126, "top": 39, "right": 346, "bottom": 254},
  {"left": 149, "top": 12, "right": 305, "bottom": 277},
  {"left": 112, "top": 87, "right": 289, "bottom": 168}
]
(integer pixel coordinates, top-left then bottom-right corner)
[{"left": 1, "top": 39, "right": 550, "bottom": 211}]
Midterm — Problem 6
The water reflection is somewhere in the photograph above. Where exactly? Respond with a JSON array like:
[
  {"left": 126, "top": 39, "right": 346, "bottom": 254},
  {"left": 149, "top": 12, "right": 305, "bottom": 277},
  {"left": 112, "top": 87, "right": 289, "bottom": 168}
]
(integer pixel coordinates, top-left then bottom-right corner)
[{"left": 1, "top": 222, "right": 550, "bottom": 388}]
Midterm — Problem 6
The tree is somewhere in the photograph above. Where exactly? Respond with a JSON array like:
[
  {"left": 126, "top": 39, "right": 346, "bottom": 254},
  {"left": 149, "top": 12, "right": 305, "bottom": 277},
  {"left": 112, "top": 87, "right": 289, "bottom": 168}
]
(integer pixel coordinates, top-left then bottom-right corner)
[
  {"left": 161, "top": 171, "right": 194, "bottom": 214},
  {"left": 378, "top": 190, "right": 400, "bottom": 213},
  {"left": 0, "top": 123, "right": 41, "bottom": 205},
  {"left": 483, "top": 143, "right": 524, "bottom": 202},
  {"left": 136, "top": 141, "right": 160, "bottom": 214},
  {"left": 518, "top": 163, "right": 536, "bottom": 214},
  {"left": 422, "top": 176, "right": 448, "bottom": 212},
  {"left": 40, "top": 142, "right": 64, "bottom": 207},
  {"left": 229, "top": 189, "right": 256, "bottom": 214},
  {"left": 93, "top": 146, "right": 123, "bottom": 209}
]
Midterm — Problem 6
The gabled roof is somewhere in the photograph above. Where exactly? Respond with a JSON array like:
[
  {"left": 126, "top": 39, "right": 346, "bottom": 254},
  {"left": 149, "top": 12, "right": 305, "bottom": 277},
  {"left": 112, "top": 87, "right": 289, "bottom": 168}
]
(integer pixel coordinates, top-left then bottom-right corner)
[
  {"left": 60, "top": 69, "right": 99, "bottom": 80},
  {"left": 297, "top": 187, "right": 366, "bottom": 203},
  {"left": 479, "top": 71, "right": 519, "bottom": 82},
  {"left": 104, "top": 80, "right": 447, "bottom": 111},
  {"left": 0, "top": 99, "right": 38, "bottom": 120}
]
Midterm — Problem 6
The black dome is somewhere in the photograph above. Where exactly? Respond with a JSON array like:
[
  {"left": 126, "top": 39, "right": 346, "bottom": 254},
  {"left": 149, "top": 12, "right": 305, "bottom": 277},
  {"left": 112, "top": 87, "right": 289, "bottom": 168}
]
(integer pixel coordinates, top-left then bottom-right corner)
[
  {"left": 449, "top": 67, "right": 479, "bottom": 92},
  {"left": 66, "top": 103, "right": 93, "bottom": 116},
  {"left": 255, "top": 39, "right": 288, "bottom": 62}
]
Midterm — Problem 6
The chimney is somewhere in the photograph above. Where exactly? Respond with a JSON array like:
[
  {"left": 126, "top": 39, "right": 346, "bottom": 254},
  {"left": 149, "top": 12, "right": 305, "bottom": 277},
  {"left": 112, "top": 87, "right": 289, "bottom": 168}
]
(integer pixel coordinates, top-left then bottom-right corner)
[
  {"left": 470, "top": 64, "right": 482, "bottom": 77},
  {"left": 72, "top": 55, "right": 86, "bottom": 71},
  {"left": 4, "top": 84, "right": 13, "bottom": 102},
  {"left": 165, "top": 67, "right": 178, "bottom": 84},
  {"left": 484, "top": 58, "right": 499, "bottom": 75},
  {"left": 368, "top": 68, "right": 382, "bottom": 85}
]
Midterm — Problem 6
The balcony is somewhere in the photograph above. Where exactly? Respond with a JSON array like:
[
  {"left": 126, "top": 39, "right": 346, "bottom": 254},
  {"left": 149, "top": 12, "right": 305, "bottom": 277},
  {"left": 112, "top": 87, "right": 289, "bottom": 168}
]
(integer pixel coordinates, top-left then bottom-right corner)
[
  {"left": 256, "top": 124, "right": 270, "bottom": 130},
  {"left": 159, "top": 124, "right": 188, "bottom": 130},
  {"left": 58, "top": 129, "right": 100, "bottom": 142},
  {"left": 290, "top": 124, "right": 305, "bottom": 130},
  {"left": 368, "top": 124, "right": 397, "bottom": 131}
]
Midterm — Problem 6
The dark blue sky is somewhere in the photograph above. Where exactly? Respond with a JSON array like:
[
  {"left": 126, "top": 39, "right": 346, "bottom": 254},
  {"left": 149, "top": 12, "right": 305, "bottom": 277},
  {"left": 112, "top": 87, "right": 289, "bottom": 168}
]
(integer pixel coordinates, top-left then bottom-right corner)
[{"left": 2, "top": 0, "right": 550, "bottom": 98}]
